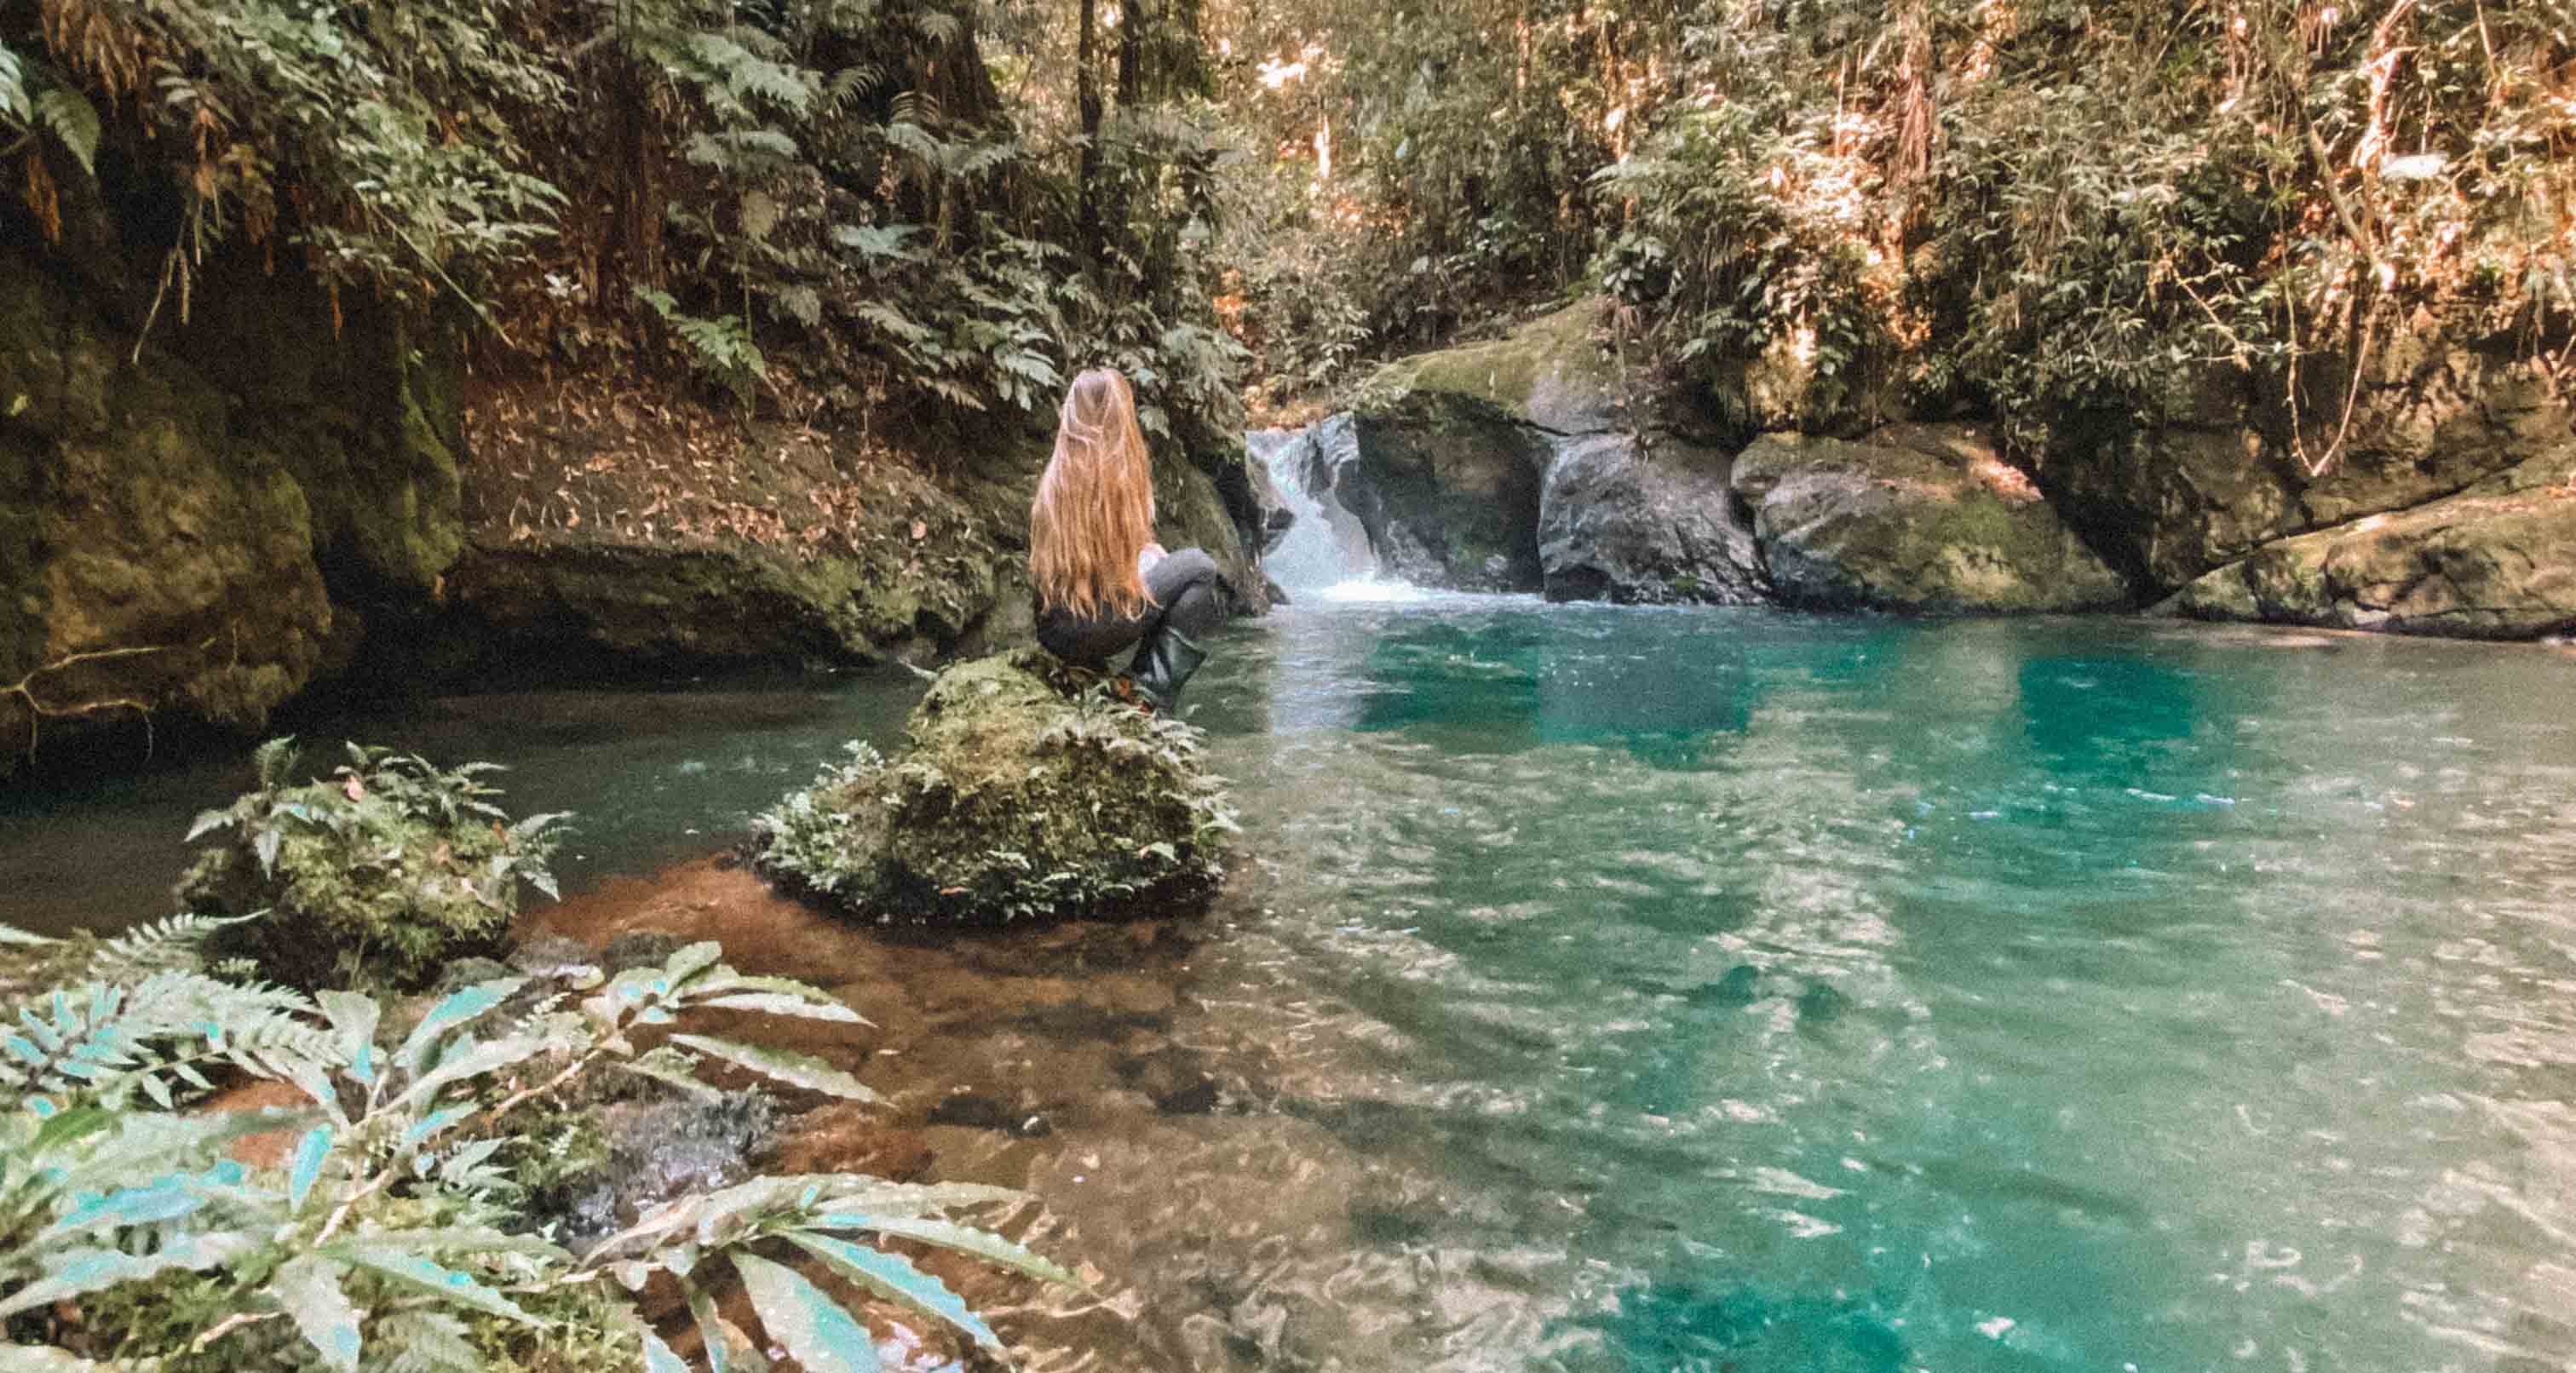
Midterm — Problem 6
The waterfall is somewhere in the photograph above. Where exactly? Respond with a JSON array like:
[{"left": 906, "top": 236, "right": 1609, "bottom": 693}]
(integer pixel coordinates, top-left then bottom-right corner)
[{"left": 1250, "top": 427, "right": 1390, "bottom": 599}]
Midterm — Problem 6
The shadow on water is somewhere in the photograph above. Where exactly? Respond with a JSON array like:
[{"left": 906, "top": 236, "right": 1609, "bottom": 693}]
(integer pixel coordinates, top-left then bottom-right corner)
[{"left": 1348, "top": 612, "right": 1760, "bottom": 768}]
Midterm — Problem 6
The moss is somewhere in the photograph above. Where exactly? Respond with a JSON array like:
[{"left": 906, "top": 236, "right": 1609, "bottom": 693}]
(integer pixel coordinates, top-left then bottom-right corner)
[
  {"left": 176, "top": 744, "right": 565, "bottom": 991},
  {"left": 1356, "top": 299, "right": 1616, "bottom": 429},
  {"left": 755, "top": 650, "right": 1236, "bottom": 925}
]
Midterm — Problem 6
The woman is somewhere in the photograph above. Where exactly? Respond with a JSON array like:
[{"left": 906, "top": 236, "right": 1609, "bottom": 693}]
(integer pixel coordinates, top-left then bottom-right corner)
[{"left": 1030, "top": 368, "right": 1227, "bottom": 711}]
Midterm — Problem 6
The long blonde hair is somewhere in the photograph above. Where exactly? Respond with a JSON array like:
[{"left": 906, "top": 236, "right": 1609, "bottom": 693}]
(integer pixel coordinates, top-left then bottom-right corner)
[{"left": 1031, "top": 368, "right": 1158, "bottom": 618}]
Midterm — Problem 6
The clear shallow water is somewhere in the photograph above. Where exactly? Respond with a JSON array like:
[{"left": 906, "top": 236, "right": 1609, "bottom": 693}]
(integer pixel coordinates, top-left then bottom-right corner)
[
  {"left": 0, "top": 672, "right": 924, "bottom": 935},
  {"left": 6, "top": 597, "right": 2575, "bottom": 1371},
  {"left": 1170, "top": 599, "right": 2576, "bottom": 1372}
]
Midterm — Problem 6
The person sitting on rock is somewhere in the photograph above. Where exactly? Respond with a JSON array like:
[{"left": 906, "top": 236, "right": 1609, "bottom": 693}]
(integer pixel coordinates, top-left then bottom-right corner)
[{"left": 1030, "top": 367, "right": 1227, "bottom": 712}]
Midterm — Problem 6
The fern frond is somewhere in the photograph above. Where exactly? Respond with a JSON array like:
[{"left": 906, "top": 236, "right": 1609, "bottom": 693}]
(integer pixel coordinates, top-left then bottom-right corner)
[
  {"left": 85, "top": 912, "right": 250, "bottom": 982},
  {"left": 255, "top": 737, "right": 303, "bottom": 790}
]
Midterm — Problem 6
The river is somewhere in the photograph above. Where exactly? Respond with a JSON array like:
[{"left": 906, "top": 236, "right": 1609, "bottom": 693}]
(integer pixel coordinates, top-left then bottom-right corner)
[{"left": 4, "top": 580, "right": 2573, "bottom": 1370}]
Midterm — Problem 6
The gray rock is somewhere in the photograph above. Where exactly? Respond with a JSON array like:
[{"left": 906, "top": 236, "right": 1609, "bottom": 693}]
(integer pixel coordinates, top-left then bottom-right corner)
[
  {"left": 1538, "top": 434, "right": 1767, "bottom": 604},
  {"left": 2032, "top": 349, "right": 2570, "bottom": 593},
  {"left": 1731, "top": 425, "right": 2132, "bottom": 614},
  {"left": 2155, "top": 444, "right": 2576, "bottom": 638}
]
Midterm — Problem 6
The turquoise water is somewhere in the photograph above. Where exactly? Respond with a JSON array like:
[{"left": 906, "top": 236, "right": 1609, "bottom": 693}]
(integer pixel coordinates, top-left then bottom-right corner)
[
  {"left": 5, "top": 595, "right": 2573, "bottom": 1370},
  {"left": 1169, "top": 595, "right": 2576, "bottom": 1372}
]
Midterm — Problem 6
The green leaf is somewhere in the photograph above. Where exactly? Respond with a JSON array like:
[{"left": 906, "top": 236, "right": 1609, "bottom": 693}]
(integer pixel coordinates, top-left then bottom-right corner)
[
  {"left": 333, "top": 1248, "right": 543, "bottom": 1325},
  {"left": 693, "top": 992, "right": 865, "bottom": 1023},
  {"left": 395, "top": 979, "right": 527, "bottom": 1077},
  {"left": 290, "top": 1124, "right": 335, "bottom": 1213},
  {"left": 784, "top": 1233, "right": 999, "bottom": 1353},
  {"left": 0, "top": 45, "right": 29, "bottom": 125},
  {"left": 681, "top": 1272, "right": 739, "bottom": 1373},
  {"left": 734, "top": 1253, "right": 879, "bottom": 1373},
  {"left": 183, "top": 808, "right": 235, "bottom": 842},
  {"left": 317, "top": 990, "right": 381, "bottom": 1068},
  {"left": 31, "top": 84, "right": 101, "bottom": 175},
  {"left": 0, "top": 1232, "right": 256, "bottom": 1316},
  {"left": 268, "top": 1256, "right": 363, "bottom": 1372},
  {"left": 669, "top": 1035, "right": 879, "bottom": 1103},
  {"left": 396, "top": 1032, "right": 555, "bottom": 1111},
  {"left": 642, "top": 1327, "right": 690, "bottom": 1373},
  {"left": 805, "top": 1215, "right": 1079, "bottom": 1289}
]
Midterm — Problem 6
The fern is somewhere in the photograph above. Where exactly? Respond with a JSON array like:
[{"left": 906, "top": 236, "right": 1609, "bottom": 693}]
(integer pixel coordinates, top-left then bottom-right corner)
[
  {"left": 0, "top": 935, "right": 1073, "bottom": 1370},
  {"left": 83, "top": 913, "right": 248, "bottom": 983}
]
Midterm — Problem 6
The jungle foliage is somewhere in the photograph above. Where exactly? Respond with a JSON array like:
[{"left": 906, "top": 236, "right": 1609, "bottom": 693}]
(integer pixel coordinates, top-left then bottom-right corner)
[
  {"left": 0, "top": 836, "right": 1072, "bottom": 1370},
  {"left": 1208, "top": 0, "right": 2573, "bottom": 442},
  {"left": 0, "top": 0, "right": 1246, "bottom": 445}
]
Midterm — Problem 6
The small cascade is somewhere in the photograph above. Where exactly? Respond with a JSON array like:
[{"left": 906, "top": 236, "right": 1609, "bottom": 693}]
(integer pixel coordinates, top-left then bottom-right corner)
[{"left": 1250, "top": 427, "right": 1383, "bottom": 597}]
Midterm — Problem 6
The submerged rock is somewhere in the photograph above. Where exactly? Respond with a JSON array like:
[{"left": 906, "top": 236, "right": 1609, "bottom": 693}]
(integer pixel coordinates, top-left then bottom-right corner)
[
  {"left": 2157, "top": 445, "right": 2576, "bottom": 638},
  {"left": 753, "top": 650, "right": 1237, "bottom": 924},
  {"left": 1730, "top": 425, "right": 2132, "bottom": 614}
]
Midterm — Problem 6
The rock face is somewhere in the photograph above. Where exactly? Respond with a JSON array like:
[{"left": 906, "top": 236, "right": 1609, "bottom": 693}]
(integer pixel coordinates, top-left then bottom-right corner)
[
  {"left": 2157, "top": 445, "right": 2576, "bottom": 638},
  {"left": 1730, "top": 426, "right": 2132, "bottom": 614},
  {"left": 1, "top": 245, "right": 459, "bottom": 773},
  {"left": 2032, "top": 348, "right": 2571, "bottom": 594},
  {"left": 1539, "top": 434, "right": 1764, "bottom": 604},
  {"left": 1315, "top": 300, "right": 1767, "bottom": 601},
  {"left": 752, "top": 651, "right": 1236, "bottom": 925}
]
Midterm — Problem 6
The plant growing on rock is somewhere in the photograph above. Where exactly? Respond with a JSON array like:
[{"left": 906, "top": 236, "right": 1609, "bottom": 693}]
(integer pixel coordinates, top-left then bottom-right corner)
[
  {"left": 0, "top": 917, "right": 1077, "bottom": 1371},
  {"left": 175, "top": 740, "right": 569, "bottom": 992},
  {"left": 754, "top": 651, "right": 1239, "bottom": 924}
]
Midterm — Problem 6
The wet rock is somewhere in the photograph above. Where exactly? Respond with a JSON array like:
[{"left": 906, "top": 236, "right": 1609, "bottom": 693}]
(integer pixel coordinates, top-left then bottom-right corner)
[
  {"left": 2156, "top": 445, "right": 2576, "bottom": 639},
  {"left": 1688, "top": 964, "right": 1763, "bottom": 1008},
  {"left": 1731, "top": 425, "right": 2132, "bottom": 614},
  {"left": 1311, "top": 302, "right": 1628, "bottom": 592},
  {"left": 1305, "top": 301, "right": 1769, "bottom": 603},
  {"left": 1538, "top": 434, "right": 1767, "bottom": 605},
  {"left": 533, "top": 1092, "right": 782, "bottom": 1255},
  {"left": 751, "top": 651, "right": 1235, "bottom": 924},
  {"left": 601, "top": 928, "right": 689, "bottom": 973},
  {"left": 1795, "top": 980, "right": 1851, "bottom": 1027}
]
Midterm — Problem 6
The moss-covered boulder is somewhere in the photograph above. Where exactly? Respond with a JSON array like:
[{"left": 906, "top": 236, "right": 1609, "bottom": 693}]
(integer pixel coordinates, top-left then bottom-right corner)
[
  {"left": 2029, "top": 348, "right": 2572, "bottom": 595},
  {"left": 1316, "top": 302, "right": 1620, "bottom": 591},
  {"left": 176, "top": 740, "right": 566, "bottom": 990},
  {"left": 754, "top": 651, "right": 1236, "bottom": 924},
  {"left": 2155, "top": 444, "right": 2576, "bottom": 638},
  {"left": 1731, "top": 425, "right": 2133, "bottom": 614},
  {"left": 1, "top": 243, "right": 469, "bottom": 776}
]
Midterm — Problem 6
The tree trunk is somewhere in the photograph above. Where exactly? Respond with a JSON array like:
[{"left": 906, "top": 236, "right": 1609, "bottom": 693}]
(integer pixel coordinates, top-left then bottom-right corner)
[{"left": 1078, "top": 0, "right": 1102, "bottom": 249}]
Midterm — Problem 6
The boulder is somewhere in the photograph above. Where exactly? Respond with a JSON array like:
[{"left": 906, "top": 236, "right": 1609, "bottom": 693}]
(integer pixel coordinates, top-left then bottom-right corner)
[
  {"left": 752, "top": 651, "right": 1236, "bottom": 925},
  {"left": 1538, "top": 434, "right": 1767, "bottom": 604},
  {"left": 1313, "top": 299, "right": 1769, "bottom": 601},
  {"left": 2155, "top": 445, "right": 2576, "bottom": 638},
  {"left": 176, "top": 740, "right": 567, "bottom": 991},
  {"left": 1730, "top": 425, "right": 2132, "bottom": 613},
  {"left": 1, "top": 246, "right": 458, "bottom": 773},
  {"left": 2031, "top": 348, "right": 2572, "bottom": 594}
]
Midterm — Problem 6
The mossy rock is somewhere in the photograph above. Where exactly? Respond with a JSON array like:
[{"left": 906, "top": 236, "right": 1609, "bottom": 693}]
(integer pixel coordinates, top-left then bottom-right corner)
[
  {"left": 754, "top": 650, "right": 1236, "bottom": 925},
  {"left": 1731, "top": 425, "right": 2133, "bottom": 614},
  {"left": 175, "top": 744, "right": 565, "bottom": 991}
]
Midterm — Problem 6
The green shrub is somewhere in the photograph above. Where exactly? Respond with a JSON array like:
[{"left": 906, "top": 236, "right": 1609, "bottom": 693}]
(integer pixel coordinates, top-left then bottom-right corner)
[
  {"left": 0, "top": 918, "right": 1076, "bottom": 1370},
  {"left": 175, "top": 739, "right": 569, "bottom": 993},
  {"left": 754, "top": 651, "right": 1239, "bottom": 924}
]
